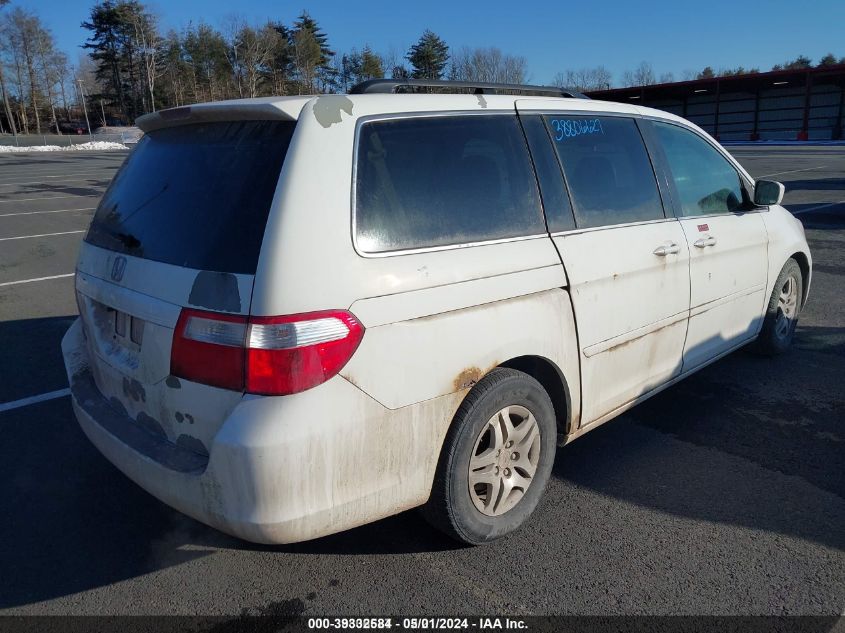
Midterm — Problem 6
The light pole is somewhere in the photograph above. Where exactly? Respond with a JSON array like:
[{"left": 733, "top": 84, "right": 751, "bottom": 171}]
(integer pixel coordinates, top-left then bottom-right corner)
[{"left": 77, "top": 78, "right": 92, "bottom": 140}]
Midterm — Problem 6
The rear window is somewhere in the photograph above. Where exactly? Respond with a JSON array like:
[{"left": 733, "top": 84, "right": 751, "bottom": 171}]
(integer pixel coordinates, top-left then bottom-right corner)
[
  {"left": 86, "top": 120, "right": 296, "bottom": 274},
  {"left": 355, "top": 115, "right": 544, "bottom": 253}
]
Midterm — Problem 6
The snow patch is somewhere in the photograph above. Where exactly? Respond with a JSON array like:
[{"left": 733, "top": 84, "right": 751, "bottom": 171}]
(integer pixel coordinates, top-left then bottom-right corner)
[{"left": 0, "top": 141, "right": 128, "bottom": 153}]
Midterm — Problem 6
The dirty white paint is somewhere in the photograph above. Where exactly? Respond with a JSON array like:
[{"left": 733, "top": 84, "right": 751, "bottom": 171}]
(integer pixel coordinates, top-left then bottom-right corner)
[
  {"left": 762, "top": 205, "right": 814, "bottom": 302},
  {"left": 74, "top": 285, "right": 243, "bottom": 451},
  {"left": 680, "top": 212, "right": 768, "bottom": 371},
  {"left": 61, "top": 91, "right": 813, "bottom": 545},
  {"left": 552, "top": 220, "right": 691, "bottom": 424},
  {"left": 343, "top": 289, "right": 579, "bottom": 411}
]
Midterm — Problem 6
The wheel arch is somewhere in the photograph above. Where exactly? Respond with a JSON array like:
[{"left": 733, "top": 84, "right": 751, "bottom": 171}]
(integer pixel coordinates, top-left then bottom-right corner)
[
  {"left": 499, "top": 355, "right": 573, "bottom": 438},
  {"left": 789, "top": 251, "right": 811, "bottom": 307}
]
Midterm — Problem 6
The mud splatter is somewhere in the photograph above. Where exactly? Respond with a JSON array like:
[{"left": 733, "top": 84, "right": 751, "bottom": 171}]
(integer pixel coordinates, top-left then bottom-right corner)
[
  {"left": 176, "top": 434, "right": 209, "bottom": 457},
  {"left": 165, "top": 375, "right": 181, "bottom": 389},
  {"left": 122, "top": 376, "right": 146, "bottom": 402},
  {"left": 136, "top": 412, "right": 166, "bottom": 438}
]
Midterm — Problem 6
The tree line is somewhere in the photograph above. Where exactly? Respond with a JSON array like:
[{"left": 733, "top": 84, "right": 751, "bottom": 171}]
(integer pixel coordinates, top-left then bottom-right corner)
[
  {"left": 1, "top": 0, "right": 843, "bottom": 134},
  {"left": 613, "top": 54, "right": 845, "bottom": 89}
]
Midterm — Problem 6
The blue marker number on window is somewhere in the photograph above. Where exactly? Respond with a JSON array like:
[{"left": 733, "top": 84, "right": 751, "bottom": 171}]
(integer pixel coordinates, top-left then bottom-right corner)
[{"left": 550, "top": 118, "right": 604, "bottom": 141}]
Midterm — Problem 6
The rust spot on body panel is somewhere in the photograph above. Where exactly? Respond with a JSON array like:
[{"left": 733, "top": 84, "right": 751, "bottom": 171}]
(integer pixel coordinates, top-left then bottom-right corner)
[
  {"left": 453, "top": 360, "right": 501, "bottom": 392},
  {"left": 453, "top": 366, "right": 483, "bottom": 391}
]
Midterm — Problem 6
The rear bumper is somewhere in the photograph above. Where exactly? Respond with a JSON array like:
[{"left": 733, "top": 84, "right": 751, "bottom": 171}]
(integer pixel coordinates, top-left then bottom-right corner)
[{"left": 62, "top": 318, "right": 461, "bottom": 544}]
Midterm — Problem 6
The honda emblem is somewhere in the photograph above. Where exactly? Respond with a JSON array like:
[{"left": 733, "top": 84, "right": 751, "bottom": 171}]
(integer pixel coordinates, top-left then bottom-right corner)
[{"left": 111, "top": 256, "right": 127, "bottom": 282}]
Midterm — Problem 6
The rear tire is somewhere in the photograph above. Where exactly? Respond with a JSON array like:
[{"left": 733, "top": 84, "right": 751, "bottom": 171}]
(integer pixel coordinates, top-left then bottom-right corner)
[
  {"left": 422, "top": 368, "right": 556, "bottom": 545},
  {"left": 752, "top": 258, "right": 803, "bottom": 356}
]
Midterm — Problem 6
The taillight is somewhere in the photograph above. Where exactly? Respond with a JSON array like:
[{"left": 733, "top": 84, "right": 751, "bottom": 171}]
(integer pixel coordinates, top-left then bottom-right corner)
[
  {"left": 171, "top": 310, "right": 247, "bottom": 391},
  {"left": 170, "top": 308, "right": 364, "bottom": 395}
]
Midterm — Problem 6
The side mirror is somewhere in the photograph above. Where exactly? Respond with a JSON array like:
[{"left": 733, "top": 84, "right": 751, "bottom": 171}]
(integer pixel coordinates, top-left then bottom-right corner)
[{"left": 754, "top": 180, "right": 785, "bottom": 206}]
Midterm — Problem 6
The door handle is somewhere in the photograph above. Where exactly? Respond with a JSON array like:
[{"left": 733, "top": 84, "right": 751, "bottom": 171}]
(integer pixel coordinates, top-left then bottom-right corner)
[
  {"left": 653, "top": 243, "right": 680, "bottom": 256},
  {"left": 694, "top": 236, "right": 717, "bottom": 248}
]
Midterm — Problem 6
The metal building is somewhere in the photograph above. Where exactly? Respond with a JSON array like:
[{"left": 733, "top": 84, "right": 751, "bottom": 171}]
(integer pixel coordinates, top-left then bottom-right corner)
[{"left": 586, "top": 65, "right": 845, "bottom": 141}]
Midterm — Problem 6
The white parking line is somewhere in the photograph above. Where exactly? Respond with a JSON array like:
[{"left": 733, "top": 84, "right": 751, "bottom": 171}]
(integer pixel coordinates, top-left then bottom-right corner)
[
  {"left": 0, "top": 273, "right": 74, "bottom": 287},
  {"left": 0, "top": 195, "right": 99, "bottom": 204},
  {"left": 758, "top": 166, "right": 824, "bottom": 178},
  {"left": 0, "top": 207, "right": 95, "bottom": 217},
  {"left": 791, "top": 200, "right": 845, "bottom": 215},
  {"left": 0, "top": 388, "right": 71, "bottom": 414},
  {"left": 0, "top": 176, "right": 109, "bottom": 188},
  {"left": 0, "top": 169, "right": 117, "bottom": 183},
  {"left": 0, "top": 230, "right": 85, "bottom": 241}
]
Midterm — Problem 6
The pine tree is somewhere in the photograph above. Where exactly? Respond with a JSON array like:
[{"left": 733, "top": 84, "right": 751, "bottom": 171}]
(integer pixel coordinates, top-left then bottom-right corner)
[
  {"left": 82, "top": 0, "right": 159, "bottom": 120},
  {"left": 407, "top": 30, "right": 449, "bottom": 80},
  {"left": 817, "top": 53, "right": 837, "bottom": 67},
  {"left": 359, "top": 46, "right": 383, "bottom": 81},
  {"left": 290, "top": 12, "right": 334, "bottom": 93}
]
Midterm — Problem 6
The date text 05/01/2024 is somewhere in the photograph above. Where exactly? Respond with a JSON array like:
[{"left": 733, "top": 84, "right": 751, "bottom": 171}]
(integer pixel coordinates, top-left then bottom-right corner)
[{"left": 306, "top": 617, "right": 528, "bottom": 630}]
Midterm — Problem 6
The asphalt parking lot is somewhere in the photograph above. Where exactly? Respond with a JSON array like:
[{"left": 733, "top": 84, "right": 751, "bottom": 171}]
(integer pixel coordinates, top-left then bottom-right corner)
[{"left": 0, "top": 146, "right": 842, "bottom": 617}]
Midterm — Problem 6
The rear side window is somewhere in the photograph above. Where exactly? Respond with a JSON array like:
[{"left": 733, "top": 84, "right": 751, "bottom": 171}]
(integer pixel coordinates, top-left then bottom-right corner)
[
  {"left": 544, "top": 115, "right": 664, "bottom": 229},
  {"left": 652, "top": 121, "right": 745, "bottom": 217},
  {"left": 86, "top": 120, "right": 296, "bottom": 274},
  {"left": 355, "top": 115, "right": 544, "bottom": 253}
]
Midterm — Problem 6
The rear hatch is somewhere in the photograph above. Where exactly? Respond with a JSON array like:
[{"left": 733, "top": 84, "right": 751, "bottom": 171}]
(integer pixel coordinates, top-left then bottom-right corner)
[{"left": 76, "top": 117, "right": 297, "bottom": 459}]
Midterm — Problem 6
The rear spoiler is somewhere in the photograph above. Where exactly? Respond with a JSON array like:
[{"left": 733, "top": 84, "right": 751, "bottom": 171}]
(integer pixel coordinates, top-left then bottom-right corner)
[{"left": 136, "top": 97, "right": 310, "bottom": 133}]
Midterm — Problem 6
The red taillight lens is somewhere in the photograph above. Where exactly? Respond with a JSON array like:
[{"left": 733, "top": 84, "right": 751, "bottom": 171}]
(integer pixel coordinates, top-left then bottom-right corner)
[
  {"left": 171, "top": 309, "right": 247, "bottom": 391},
  {"left": 246, "top": 311, "right": 364, "bottom": 395},
  {"left": 170, "top": 308, "right": 364, "bottom": 396}
]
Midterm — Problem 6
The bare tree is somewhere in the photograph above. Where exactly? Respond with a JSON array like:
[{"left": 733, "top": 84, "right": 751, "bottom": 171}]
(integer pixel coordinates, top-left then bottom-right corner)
[
  {"left": 291, "top": 24, "right": 320, "bottom": 93},
  {"left": 0, "top": 1, "right": 17, "bottom": 134},
  {"left": 621, "top": 61, "right": 656, "bottom": 87},
  {"left": 35, "top": 25, "right": 64, "bottom": 133},
  {"left": 450, "top": 47, "right": 528, "bottom": 84},
  {"left": 240, "top": 24, "right": 279, "bottom": 98},
  {"left": 131, "top": 8, "right": 160, "bottom": 112},
  {"left": 221, "top": 15, "right": 245, "bottom": 98},
  {"left": 551, "top": 66, "right": 612, "bottom": 91},
  {"left": 6, "top": 8, "right": 42, "bottom": 132}
]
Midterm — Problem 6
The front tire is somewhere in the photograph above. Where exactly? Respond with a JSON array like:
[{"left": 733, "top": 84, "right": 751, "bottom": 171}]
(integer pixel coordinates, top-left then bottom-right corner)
[
  {"left": 753, "top": 258, "right": 803, "bottom": 355},
  {"left": 422, "top": 368, "right": 556, "bottom": 545}
]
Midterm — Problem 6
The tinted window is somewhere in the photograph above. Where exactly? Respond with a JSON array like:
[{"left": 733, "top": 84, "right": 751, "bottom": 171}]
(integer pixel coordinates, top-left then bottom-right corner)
[
  {"left": 544, "top": 115, "right": 664, "bottom": 229},
  {"left": 653, "top": 121, "right": 745, "bottom": 217},
  {"left": 355, "top": 115, "right": 544, "bottom": 253},
  {"left": 86, "top": 120, "right": 295, "bottom": 274},
  {"left": 521, "top": 115, "right": 576, "bottom": 233}
]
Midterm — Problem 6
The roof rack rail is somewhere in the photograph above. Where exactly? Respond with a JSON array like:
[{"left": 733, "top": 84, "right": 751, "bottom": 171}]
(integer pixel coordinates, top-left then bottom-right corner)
[{"left": 349, "top": 79, "right": 589, "bottom": 99}]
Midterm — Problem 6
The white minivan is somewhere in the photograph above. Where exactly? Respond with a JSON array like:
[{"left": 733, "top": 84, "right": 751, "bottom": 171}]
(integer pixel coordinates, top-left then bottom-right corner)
[{"left": 62, "top": 80, "right": 811, "bottom": 545}]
